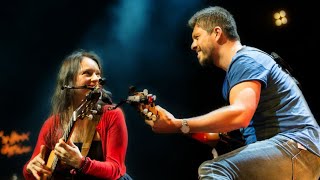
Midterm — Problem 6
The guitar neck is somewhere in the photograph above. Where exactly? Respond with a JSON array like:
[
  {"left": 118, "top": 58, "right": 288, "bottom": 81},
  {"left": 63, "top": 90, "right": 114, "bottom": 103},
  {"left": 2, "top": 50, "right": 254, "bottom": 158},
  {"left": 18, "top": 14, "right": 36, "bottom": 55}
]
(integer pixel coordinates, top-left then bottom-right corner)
[
  {"left": 42, "top": 113, "right": 78, "bottom": 180},
  {"left": 62, "top": 114, "right": 77, "bottom": 142}
]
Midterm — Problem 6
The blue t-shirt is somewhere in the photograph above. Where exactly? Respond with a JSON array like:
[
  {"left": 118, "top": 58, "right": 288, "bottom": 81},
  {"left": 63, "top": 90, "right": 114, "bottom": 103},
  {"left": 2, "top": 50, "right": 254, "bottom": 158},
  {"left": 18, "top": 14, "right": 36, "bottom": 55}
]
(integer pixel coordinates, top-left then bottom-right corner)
[{"left": 222, "top": 46, "right": 320, "bottom": 157}]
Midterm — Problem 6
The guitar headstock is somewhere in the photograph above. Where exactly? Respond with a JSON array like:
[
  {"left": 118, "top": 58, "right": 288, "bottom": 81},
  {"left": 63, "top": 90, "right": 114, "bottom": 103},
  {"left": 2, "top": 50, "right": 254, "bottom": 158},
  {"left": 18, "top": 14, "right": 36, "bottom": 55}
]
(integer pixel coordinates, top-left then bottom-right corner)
[
  {"left": 126, "top": 86, "right": 158, "bottom": 122},
  {"left": 63, "top": 87, "right": 103, "bottom": 143},
  {"left": 74, "top": 88, "right": 102, "bottom": 121}
]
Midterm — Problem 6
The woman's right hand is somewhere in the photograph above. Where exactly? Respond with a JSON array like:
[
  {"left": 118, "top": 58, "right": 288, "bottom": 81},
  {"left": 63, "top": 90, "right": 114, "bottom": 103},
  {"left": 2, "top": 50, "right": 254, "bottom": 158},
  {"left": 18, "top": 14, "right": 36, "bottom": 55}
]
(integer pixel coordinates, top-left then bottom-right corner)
[{"left": 26, "top": 145, "right": 52, "bottom": 180}]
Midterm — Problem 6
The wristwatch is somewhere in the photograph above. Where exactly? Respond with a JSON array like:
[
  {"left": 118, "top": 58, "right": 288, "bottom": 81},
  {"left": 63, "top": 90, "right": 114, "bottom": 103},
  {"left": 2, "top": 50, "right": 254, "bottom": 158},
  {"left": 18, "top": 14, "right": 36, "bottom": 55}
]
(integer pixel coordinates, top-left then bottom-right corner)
[{"left": 180, "top": 120, "right": 190, "bottom": 134}]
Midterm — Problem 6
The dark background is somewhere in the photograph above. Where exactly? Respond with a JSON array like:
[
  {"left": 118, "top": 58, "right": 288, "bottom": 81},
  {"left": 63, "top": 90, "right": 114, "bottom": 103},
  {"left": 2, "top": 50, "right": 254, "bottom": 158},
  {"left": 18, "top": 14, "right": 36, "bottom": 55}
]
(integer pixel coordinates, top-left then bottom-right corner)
[{"left": 1, "top": 0, "right": 319, "bottom": 179}]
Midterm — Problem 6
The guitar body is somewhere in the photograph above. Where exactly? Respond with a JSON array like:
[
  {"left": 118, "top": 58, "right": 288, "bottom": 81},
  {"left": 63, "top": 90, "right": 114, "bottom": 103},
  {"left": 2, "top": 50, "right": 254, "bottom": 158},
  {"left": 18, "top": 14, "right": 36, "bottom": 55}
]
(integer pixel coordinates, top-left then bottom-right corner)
[
  {"left": 41, "top": 151, "right": 56, "bottom": 180},
  {"left": 190, "top": 132, "right": 220, "bottom": 147}
]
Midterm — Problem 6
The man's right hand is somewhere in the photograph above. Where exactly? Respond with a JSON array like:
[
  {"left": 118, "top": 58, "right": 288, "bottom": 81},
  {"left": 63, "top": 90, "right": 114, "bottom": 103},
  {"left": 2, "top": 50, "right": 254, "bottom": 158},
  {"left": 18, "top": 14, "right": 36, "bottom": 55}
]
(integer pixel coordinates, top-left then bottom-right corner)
[{"left": 147, "top": 105, "right": 181, "bottom": 133}]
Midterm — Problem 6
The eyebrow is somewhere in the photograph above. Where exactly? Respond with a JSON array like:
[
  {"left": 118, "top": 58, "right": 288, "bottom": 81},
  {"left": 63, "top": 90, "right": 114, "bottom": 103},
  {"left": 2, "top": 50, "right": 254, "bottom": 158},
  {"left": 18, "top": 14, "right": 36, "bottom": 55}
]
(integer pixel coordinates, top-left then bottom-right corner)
[{"left": 192, "top": 32, "right": 200, "bottom": 39}]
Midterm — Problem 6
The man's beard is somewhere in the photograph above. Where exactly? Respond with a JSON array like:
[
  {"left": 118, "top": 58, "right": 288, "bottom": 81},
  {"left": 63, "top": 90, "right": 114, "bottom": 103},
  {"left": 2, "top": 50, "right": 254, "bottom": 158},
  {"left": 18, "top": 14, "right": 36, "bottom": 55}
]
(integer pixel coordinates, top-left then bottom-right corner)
[{"left": 199, "top": 56, "right": 215, "bottom": 70}]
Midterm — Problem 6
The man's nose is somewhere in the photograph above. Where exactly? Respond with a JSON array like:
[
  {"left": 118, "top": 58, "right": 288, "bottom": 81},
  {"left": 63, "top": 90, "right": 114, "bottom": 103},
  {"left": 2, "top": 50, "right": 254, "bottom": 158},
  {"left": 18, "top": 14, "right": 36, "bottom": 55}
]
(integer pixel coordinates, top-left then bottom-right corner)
[{"left": 191, "top": 41, "right": 197, "bottom": 51}]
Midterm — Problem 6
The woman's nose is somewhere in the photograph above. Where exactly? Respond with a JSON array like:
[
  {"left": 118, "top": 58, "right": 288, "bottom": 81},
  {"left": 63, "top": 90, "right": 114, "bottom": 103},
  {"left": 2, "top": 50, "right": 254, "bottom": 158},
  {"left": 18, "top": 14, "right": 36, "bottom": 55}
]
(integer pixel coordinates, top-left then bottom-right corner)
[{"left": 91, "top": 73, "right": 100, "bottom": 82}]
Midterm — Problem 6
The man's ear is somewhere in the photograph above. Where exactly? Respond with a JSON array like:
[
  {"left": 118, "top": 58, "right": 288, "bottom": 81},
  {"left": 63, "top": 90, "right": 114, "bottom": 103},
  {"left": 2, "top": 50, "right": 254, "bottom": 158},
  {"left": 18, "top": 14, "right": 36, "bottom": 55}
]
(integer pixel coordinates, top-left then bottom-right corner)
[{"left": 212, "top": 26, "right": 221, "bottom": 37}]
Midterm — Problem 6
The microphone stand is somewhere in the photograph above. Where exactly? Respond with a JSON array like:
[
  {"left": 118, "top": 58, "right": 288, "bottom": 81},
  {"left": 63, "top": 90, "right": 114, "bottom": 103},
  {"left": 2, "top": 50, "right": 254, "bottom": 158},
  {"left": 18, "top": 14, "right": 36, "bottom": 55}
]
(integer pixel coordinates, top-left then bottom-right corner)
[
  {"left": 61, "top": 85, "right": 95, "bottom": 90},
  {"left": 61, "top": 85, "right": 113, "bottom": 105}
]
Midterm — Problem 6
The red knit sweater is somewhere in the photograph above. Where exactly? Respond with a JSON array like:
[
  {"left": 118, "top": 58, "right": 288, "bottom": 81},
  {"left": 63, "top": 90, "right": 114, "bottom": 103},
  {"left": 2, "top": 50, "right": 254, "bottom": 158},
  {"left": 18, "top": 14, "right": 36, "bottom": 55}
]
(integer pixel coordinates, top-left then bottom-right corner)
[{"left": 23, "top": 106, "right": 128, "bottom": 180}]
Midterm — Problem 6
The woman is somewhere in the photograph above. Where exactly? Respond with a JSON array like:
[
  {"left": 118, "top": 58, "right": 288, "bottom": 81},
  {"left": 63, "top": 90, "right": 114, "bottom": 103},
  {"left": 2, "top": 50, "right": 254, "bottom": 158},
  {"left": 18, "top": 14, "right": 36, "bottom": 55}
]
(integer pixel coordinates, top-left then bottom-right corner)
[{"left": 23, "top": 50, "right": 132, "bottom": 180}]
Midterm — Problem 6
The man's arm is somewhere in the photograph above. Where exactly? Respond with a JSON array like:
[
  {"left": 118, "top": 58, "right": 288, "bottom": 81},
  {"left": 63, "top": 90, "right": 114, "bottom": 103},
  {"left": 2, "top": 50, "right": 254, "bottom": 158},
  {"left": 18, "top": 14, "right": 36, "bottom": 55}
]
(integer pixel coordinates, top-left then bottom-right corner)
[{"left": 151, "top": 80, "right": 261, "bottom": 134}]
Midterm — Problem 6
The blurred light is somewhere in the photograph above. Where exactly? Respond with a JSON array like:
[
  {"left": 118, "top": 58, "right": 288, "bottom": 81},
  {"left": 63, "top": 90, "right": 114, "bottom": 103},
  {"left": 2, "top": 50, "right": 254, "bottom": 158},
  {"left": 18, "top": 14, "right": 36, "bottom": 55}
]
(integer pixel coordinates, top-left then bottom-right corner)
[
  {"left": 273, "top": 9, "right": 288, "bottom": 27},
  {"left": 281, "top": 17, "right": 288, "bottom": 24},
  {"left": 275, "top": 19, "right": 282, "bottom": 26},
  {"left": 0, "top": 130, "right": 31, "bottom": 157},
  {"left": 279, "top": 10, "right": 286, "bottom": 17},
  {"left": 274, "top": 12, "right": 280, "bottom": 19},
  {"left": 11, "top": 173, "right": 18, "bottom": 180}
]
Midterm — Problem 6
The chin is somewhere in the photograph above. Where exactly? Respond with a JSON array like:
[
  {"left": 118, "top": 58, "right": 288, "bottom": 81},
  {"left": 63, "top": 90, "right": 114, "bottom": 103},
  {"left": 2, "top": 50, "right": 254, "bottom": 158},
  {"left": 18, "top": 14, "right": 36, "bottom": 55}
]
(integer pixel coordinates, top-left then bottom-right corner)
[
  {"left": 199, "top": 61, "right": 206, "bottom": 67},
  {"left": 199, "top": 58, "right": 207, "bottom": 66},
  {"left": 199, "top": 58, "right": 214, "bottom": 68}
]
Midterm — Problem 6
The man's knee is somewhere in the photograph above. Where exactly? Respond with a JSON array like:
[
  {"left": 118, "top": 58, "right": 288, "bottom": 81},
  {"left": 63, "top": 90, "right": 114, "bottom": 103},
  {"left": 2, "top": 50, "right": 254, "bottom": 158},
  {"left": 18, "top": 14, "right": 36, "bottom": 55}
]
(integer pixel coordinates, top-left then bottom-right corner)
[{"left": 198, "top": 159, "right": 234, "bottom": 180}]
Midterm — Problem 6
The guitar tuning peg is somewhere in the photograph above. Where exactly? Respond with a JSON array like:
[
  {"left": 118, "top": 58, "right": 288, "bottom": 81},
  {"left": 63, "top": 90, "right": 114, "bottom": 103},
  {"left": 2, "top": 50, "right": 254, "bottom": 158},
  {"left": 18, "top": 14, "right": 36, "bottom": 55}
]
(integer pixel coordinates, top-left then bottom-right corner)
[
  {"left": 87, "top": 114, "right": 93, "bottom": 120},
  {"left": 143, "top": 89, "right": 148, "bottom": 96},
  {"left": 96, "top": 104, "right": 101, "bottom": 111},
  {"left": 94, "top": 104, "right": 103, "bottom": 115},
  {"left": 147, "top": 95, "right": 156, "bottom": 104},
  {"left": 151, "top": 114, "right": 157, "bottom": 121},
  {"left": 143, "top": 108, "right": 148, "bottom": 115},
  {"left": 147, "top": 112, "right": 153, "bottom": 118},
  {"left": 145, "top": 119, "right": 154, "bottom": 127},
  {"left": 91, "top": 110, "right": 98, "bottom": 114}
]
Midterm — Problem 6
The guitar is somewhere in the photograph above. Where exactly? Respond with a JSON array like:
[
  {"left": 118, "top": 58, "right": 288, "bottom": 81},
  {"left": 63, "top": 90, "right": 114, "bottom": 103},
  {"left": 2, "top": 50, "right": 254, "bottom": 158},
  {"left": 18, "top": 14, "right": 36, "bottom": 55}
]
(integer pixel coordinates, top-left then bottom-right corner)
[
  {"left": 123, "top": 86, "right": 223, "bottom": 148},
  {"left": 42, "top": 88, "right": 102, "bottom": 180}
]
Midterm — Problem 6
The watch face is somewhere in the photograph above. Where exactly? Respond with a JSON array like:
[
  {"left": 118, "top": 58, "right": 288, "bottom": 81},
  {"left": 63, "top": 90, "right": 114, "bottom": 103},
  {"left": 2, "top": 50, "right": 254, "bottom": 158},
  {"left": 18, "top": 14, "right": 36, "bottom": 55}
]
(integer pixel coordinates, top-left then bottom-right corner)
[
  {"left": 181, "top": 122, "right": 190, "bottom": 134},
  {"left": 181, "top": 126, "right": 190, "bottom": 133}
]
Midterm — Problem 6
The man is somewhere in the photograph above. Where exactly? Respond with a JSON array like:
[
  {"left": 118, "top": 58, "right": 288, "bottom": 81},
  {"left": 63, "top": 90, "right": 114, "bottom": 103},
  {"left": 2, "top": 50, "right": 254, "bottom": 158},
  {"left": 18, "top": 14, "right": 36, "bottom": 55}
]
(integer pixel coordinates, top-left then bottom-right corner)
[{"left": 144, "top": 6, "right": 320, "bottom": 179}]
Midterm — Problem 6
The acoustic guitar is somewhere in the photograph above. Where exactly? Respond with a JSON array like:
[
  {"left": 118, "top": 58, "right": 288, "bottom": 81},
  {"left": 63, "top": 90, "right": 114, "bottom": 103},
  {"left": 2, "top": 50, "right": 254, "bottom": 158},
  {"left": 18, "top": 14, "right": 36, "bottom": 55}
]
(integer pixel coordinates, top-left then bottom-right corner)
[
  {"left": 122, "top": 86, "right": 224, "bottom": 148},
  {"left": 41, "top": 88, "right": 102, "bottom": 180}
]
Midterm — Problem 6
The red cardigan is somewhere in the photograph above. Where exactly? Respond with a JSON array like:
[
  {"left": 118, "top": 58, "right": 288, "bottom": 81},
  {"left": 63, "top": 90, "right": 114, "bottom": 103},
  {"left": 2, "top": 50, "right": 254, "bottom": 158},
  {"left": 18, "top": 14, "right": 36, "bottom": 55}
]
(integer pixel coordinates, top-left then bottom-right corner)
[{"left": 23, "top": 106, "right": 128, "bottom": 180}]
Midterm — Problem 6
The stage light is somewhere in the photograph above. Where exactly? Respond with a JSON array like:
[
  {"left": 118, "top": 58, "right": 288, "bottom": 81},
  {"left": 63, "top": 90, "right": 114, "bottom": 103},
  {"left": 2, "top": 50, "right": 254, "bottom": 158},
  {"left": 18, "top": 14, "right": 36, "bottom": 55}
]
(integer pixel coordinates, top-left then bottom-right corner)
[
  {"left": 273, "top": 10, "right": 288, "bottom": 27},
  {"left": 0, "top": 130, "right": 32, "bottom": 157}
]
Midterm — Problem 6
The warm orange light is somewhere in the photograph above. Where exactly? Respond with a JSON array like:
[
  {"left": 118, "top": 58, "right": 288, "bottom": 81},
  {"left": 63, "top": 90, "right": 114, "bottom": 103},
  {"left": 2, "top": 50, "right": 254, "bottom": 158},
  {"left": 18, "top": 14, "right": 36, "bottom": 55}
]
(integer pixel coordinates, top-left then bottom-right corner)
[
  {"left": 0, "top": 130, "right": 32, "bottom": 157},
  {"left": 190, "top": 132, "right": 220, "bottom": 147}
]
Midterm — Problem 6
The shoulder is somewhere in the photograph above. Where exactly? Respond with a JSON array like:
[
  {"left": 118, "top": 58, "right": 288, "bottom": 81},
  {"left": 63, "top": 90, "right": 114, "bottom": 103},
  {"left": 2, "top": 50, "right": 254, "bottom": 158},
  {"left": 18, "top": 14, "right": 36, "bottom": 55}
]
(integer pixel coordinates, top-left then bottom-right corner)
[
  {"left": 102, "top": 105, "right": 125, "bottom": 115},
  {"left": 96, "top": 105, "right": 127, "bottom": 129},
  {"left": 42, "top": 115, "right": 58, "bottom": 128},
  {"left": 230, "top": 46, "right": 274, "bottom": 71},
  {"left": 100, "top": 105, "right": 125, "bottom": 122},
  {"left": 37, "top": 115, "right": 59, "bottom": 139}
]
